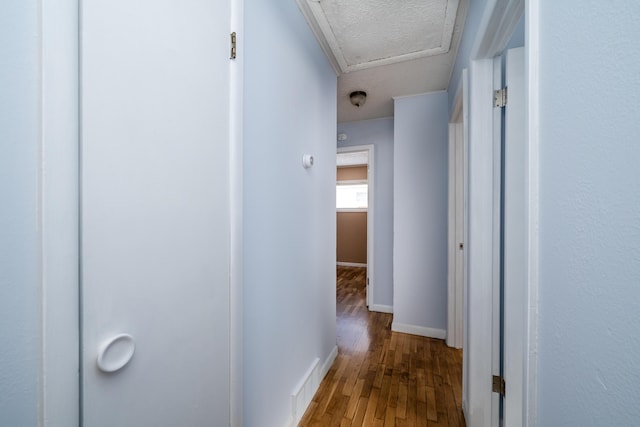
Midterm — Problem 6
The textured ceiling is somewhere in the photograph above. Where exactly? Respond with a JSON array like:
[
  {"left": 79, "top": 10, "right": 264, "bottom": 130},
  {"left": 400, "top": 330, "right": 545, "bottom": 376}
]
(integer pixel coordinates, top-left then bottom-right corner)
[
  {"left": 296, "top": 0, "right": 469, "bottom": 123},
  {"left": 308, "top": 0, "right": 459, "bottom": 73}
]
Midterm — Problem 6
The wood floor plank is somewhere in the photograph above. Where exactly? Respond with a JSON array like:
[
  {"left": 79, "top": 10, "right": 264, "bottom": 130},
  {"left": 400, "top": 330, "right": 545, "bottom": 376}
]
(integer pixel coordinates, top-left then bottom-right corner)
[
  {"left": 299, "top": 266, "right": 465, "bottom": 427},
  {"left": 396, "top": 380, "right": 408, "bottom": 419},
  {"left": 384, "top": 405, "right": 396, "bottom": 427},
  {"left": 345, "top": 379, "right": 365, "bottom": 419},
  {"left": 352, "top": 396, "right": 369, "bottom": 426},
  {"left": 363, "top": 387, "right": 380, "bottom": 425},
  {"left": 426, "top": 386, "right": 438, "bottom": 421},
  {"left": 375, "top": 372, "right": 392, "bottom": 420}
]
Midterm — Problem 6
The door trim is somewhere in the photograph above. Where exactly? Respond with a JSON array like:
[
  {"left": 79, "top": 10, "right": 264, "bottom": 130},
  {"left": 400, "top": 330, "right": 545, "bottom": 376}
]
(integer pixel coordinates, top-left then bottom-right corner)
[
  {"left": 337, "top": 144, "right": 375, "bottom": 309},
  {"left": 524, "top": 2, "right": 541, "bottom": 424},
  {"left": 472, "top": 0, "right": 524, "bottom": 59},
  {"left": 41, "top": 1, "right": 80, "bottom": 424},
  {"left": 447, "top": 81, "right": 466, "bottom": 350},
  {"left": 504, "top": 45, "right": 526, "bottom": 427},
  {"left": 229, "top": 0, "right": 244, "bottom": 424},
  {"left": 465, "top": 57, "right": 498, "bottom": 427},
  {"left": 463, "top": 1, "right": 531, "bottom": 426}
]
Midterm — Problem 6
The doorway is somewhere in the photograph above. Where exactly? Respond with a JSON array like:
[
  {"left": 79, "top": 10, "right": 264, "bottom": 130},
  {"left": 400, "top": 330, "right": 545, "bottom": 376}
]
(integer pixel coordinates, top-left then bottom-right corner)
[{"left": 337, "top": 145, "right": 375, "bottom": 308}]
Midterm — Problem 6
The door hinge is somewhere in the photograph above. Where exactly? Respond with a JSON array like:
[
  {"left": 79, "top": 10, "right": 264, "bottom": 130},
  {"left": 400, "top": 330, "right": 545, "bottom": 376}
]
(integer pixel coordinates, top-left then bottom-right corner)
[
  {"left": 230, "top": 32, "right": 237, "bottom": 59},
  {"left": 492, "top": 375, "right": 505, "bottom": 396},
  {"left": 494, "top": 87, "right": 507, "bottom": 108}
]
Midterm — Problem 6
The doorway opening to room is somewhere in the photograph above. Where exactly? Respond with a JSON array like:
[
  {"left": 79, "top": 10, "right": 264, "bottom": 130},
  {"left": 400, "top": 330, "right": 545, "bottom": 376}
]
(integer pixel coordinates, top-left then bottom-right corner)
[{"left": 336, "top": 145, "right": 374, "bottom": 310}]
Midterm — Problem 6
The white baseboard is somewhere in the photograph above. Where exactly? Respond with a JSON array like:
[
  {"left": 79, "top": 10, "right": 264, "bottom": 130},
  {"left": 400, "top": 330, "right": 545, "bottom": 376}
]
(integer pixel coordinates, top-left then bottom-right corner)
[
  {"left": 336, "top": 262, "right": 367, "bottom": 268},
  {"left": 289, "top": 346, "right": 338, "bottom": 426},
  {"left": 320, "top": 345, "right": 338, "bottom": 379},
  {"left": 391, "top": 322, "right": 446, "bottom": 339},
  {"left": 462, "top": 398, "right": 469, "bottom": 425},
  {"left": 370, "top": 304, "right": 393, "bottom": 314}
]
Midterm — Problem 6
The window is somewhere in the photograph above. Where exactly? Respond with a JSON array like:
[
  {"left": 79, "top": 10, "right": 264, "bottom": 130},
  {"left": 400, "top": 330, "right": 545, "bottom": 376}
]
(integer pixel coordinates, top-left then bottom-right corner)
[{"left": 336, "top": 182, "right": 368, "bottom": 210}]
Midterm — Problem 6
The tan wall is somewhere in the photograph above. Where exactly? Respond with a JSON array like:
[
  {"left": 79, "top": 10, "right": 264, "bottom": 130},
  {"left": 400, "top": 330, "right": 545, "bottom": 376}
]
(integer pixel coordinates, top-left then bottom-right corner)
[
  {"left": 337, "top": 165, "right": 367, "bottom": 181},
  {"left": 337, "top": 165, "right": 367, "bottom": 264},
  {"left": 336, "top": 212, "right": 367, "bottom": 264}
]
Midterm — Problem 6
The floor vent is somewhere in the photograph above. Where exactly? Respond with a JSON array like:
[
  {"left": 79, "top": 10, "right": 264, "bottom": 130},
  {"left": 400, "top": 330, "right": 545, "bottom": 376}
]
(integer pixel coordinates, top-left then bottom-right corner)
[{"left": 291, "top": 358, "right": 320, "bottom": 425}]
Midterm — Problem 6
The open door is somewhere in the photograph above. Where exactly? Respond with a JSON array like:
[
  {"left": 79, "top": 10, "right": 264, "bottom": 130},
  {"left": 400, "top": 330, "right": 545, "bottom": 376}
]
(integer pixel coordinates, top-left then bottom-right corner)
[
  {"left": 503, "top": 46, "right": 526, "bottom": 426},
  {"left": 491, "top": 46, "right": 526, "bottom": 426},
  {"left": 447, "top": 85, "right": 466, "bottom": 350},
  {"left": 80, "top": 1, "right": 232, "bottom": 424}
]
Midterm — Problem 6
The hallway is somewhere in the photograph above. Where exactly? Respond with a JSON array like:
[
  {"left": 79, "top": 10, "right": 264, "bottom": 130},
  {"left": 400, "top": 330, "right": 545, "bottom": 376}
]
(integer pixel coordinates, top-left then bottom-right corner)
[{"left": 300, "top": 266, "right": 465, "bottom": 426}]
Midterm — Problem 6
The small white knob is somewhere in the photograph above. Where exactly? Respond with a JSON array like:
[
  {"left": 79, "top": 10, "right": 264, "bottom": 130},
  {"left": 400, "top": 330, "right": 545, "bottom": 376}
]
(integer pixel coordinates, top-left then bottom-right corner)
[
  {"left": 96, "top": 333, "right": 136, "bottom": 373},
  {"left": 302, "top": 154, "right": 314, "bottom": 168}
]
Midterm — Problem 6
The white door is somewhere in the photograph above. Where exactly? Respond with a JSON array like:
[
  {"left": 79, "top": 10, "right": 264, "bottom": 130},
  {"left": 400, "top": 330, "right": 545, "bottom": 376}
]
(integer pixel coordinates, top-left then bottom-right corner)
[
  {"left": 503, "top": 46, "right": 526, "bottom": 426},
  {"left": 491, "top": 46, "right": 526, "bottom": 427},
  {"left": 80, "top": 1, "right": 231, "bottom": 425},
  {"left": 447, "top": 103, "right": 465, "bottom": 350},
  {"left": 491, "top": 54, "right": 503, "bottom": 427}
]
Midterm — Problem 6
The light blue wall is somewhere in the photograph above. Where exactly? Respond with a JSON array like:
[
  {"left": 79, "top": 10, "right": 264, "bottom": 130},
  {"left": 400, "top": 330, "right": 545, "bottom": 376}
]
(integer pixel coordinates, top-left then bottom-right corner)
[
  {"left": 0, "top": 1, "right": 41, "bottom": 425},
  {"left": 536, "top": 2, "right": 640, "bottom": 425},
  {"left": 243, "top": 1, "right": 337, "bottom": 426},
  {"left": 337, "top": 118, "right": 394, "bottom": 308},
  {"left": 393, "top": 92, "right": 449, "bottom": 333}
]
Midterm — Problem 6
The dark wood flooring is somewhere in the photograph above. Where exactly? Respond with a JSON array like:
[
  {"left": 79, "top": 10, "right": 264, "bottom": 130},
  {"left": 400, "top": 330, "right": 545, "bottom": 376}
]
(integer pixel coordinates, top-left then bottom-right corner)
[{"left": 299, "top": 266, "right": 465, "bottom": 426}]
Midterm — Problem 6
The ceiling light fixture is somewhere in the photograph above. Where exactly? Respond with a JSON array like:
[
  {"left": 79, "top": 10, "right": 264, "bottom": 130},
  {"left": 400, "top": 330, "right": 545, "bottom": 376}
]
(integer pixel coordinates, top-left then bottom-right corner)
[{"left": 349, "top": 91, "right": 367, "bottom": 107}]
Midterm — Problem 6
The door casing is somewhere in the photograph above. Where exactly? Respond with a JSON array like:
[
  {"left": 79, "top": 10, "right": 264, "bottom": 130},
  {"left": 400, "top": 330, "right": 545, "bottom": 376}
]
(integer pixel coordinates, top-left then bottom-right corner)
[
  {"left": 337, "top": 144, "right": 375, "bottom": 309},
  {"left": 461, "top": 1, "right": 530, "bottom": 426},
  {"left": 447, "top": 84, "right": 467, "bottom": 350}
]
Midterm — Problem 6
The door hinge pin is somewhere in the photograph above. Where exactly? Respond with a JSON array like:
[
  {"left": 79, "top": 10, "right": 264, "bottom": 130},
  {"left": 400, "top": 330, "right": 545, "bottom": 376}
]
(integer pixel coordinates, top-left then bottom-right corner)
[
  {"left": 492, "top": 375, "right": 506, "bottom": 396},
  {"left": 494, "top": 87, "right": 507, "bottom": 108},
  {"left": 230, "top": 32, "right": 237, "bottom": 59}
]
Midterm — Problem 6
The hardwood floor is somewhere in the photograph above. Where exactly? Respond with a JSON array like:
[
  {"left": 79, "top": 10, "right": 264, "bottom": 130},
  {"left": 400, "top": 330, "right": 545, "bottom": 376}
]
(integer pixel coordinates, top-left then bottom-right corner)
[{"left": 299, "top": 266, "right": 465, "bottom": 427}]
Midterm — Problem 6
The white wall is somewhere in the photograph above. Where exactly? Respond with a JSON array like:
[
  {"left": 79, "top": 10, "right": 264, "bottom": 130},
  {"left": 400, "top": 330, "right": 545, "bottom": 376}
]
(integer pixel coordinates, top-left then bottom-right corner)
[
  {"left": 0, "top": 2, "right": 42, "bottom": 424},
  {"left": 535, "top": 2, "right": 640, "bottom": 425},
  {"left": 337, "top": 118, "right": 394, "bottom": 308},
  {"left": 243, "top": 1, "right": 337, "bottom": 426},
  {"left": 393, "top": 92, "right": 449, "bottom": 337}
]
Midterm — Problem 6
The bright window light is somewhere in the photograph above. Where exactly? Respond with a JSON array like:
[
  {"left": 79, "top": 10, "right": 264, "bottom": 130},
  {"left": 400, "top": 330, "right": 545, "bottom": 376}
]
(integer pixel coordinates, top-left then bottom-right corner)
[{"left": 336, "top": 184, "right": 368, "bottom": 209}]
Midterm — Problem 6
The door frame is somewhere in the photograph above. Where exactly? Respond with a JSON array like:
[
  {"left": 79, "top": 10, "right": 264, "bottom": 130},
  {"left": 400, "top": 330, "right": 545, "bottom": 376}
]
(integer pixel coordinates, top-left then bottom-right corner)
[
  {"left": 41, "top": 1, "right": 80, "bottom": 424},
  {"left": 229, "top": 0, "right": 244, "bottom": 422},
  {"left": 447, "top": 75, "right": 467, "bottom": 350},
  {"left": 337, "top": 144, "right": 375, "bottom": 309},
  {"left": 39, "top": 1, "right": 243, "bottom": 424},
  {"left": 524, "top": 2, "right": 541, "bottom": 423},
  {"left": 503, "top": 45, "right": 526, "bottom": 427},
  {"left": 463, "top": 0, "right": 534, "bottom": 426}
]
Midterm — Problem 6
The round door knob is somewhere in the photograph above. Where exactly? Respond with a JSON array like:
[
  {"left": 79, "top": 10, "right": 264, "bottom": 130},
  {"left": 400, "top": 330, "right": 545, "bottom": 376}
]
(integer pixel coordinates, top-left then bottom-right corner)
[{"left": 96, "top": 333, "right": 136, "bottom": 373}]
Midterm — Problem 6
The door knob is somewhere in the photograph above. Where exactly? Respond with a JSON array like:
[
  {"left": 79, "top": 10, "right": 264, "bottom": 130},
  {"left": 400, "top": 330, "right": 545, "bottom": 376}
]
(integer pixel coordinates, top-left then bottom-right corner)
[{"left": 96, "top": 333, "right": 136, "bottom": 373}]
